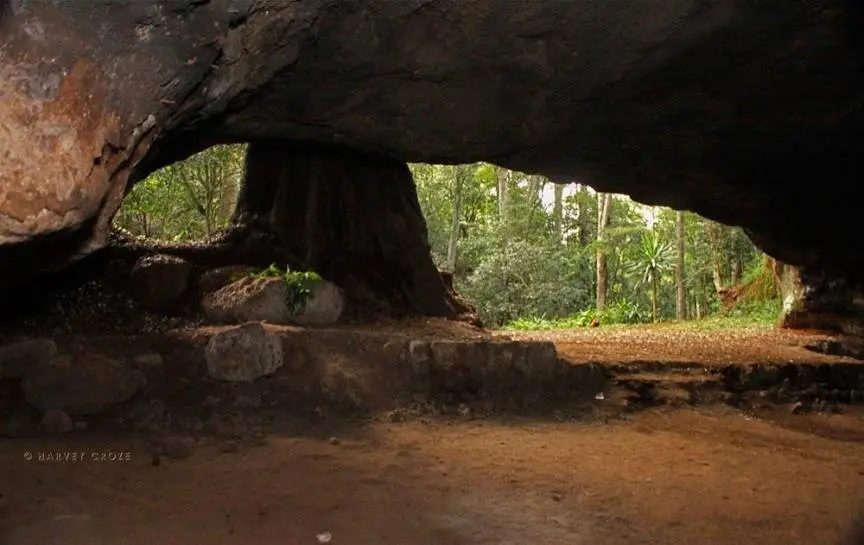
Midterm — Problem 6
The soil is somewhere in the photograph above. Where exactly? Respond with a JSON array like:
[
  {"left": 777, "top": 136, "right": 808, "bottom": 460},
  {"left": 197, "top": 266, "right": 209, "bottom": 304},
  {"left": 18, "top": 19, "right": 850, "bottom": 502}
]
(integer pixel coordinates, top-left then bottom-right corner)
[
  {"left": 502, "top": 323, "right": 860, "bottom": 366},
  {"left": 3, "top": 266, "right": 864, "bottom": 544},
  {"left": 2, "top": 407, "right": 863, "bottom": 545}
]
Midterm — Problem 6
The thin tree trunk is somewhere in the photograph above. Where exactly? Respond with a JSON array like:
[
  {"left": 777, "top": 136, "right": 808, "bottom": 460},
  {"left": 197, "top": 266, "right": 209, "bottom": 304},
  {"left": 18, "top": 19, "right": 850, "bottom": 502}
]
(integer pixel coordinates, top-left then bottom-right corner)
[
  {"left": 524, "top": 174, "right": 544, "bottom": 224},
  {"left": 496, "top": 166, "right": 509, "bottom": 220},
  {"left": 675, "top": 211, "right": 686, "bottom": 320},
  {"left": 707, "top": 222, "right": 726, "bottom": 294},
  {"left": 651, "top": 274, "right": 659, "bottom": 322},
  {"left": 445, "top": 165, "right": 465, "bottom": 273},
  {"left": 575, "top": 184, "right": 589, "bottom": 246},
  {"left": 730, "top": 253, "right": 742, "bottom": 286},
  {"left": 552, "top": 183, "right": 564, "bottom": 235},
  {"left": 596, "top": 192, "right": 611, "bottom": 312}
]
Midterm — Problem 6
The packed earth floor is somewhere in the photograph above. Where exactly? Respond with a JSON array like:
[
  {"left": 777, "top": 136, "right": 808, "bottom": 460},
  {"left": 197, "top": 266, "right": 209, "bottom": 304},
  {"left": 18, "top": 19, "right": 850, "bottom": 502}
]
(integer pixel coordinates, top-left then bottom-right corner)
[{"left": 2, "top": 321, "right": 864, "bottom": 544}]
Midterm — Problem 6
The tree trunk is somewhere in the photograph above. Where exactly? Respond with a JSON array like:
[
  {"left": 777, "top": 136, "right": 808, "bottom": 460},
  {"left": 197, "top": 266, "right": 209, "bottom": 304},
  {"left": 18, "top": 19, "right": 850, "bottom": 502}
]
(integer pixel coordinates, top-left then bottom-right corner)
[
  {"left": 233, "top": 141, "right": 469, "bottom": 318},
  {"left": 445, "top": 165, "right": 465, "bottom": 273},
  {"left": 496, "top": 166, "right": 510, "bottom": 220},
  {"left": 730, "top": 253, "right": 742, "bottom": 286},
  {"left": 527, "top": 175, "right": 543, "bottom": 210},
  {"left": 596, "top": 192, "right": 612, "bottom": 311},
  {"left": 575, "top": 184, "right": 590, "bottom": 246},
  {"left": 675, "top": 210, "right": 686, "bottom": 320},
  {"left": 552, "top": 183, "right": 564, "bottom": 235},
  {"left": 651, "top": 273, "right": 659, "bottom": 322},
  {"left": 707, "top": 222, "right": 726, "bottom": 294}
]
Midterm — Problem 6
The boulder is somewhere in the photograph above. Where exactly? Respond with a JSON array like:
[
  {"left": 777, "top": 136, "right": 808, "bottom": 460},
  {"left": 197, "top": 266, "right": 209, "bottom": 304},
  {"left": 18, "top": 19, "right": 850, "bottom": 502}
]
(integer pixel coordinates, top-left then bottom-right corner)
[
  {"left": 197, "top": 266, "right": 257, "bottom": 296},
  {"left": 0, "top": 338, "right": 58, "bottom": 379},
  {"left": 291, "top": 280, "right": 345, "bottom": 326},
  {"left": 202, "top": 276, "right": 344, "bottom": 326},
  {"left": 203, "top": 277, "right": 290, "bottom": 324},
  {"left": 130, "top": 254, "right": 193, "bottom": 308},
  {"left": 22, "top": 356, "right": 147, "bottom": 415},
  {"left": 133, "top": 353, "right": 164, "bottom": 368},
  {"left": 40, "top": 409, "right": 74, "bottom": 434},
  {"left": 205, "top": 322, "right": 284, "bottom": 382}
]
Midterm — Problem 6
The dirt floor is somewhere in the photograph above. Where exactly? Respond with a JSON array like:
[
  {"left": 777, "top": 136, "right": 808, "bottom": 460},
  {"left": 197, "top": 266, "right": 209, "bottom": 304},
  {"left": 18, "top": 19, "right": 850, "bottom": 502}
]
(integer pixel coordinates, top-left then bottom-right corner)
[
  {"left": 502, "top": 322, "right": 858, "bottom": 366},
  {"left": 3, "top": 305, "right": 864, "bottom": 544},
  {"left": 1, "top": 406, "right": 863, "bottom": 545}
]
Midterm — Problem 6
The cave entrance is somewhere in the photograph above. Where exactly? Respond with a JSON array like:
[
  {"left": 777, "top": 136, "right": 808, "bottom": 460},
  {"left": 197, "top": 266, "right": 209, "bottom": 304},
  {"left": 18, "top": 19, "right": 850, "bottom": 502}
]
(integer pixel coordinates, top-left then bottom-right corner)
[
  {"left": 113, "top": 144, "right": 247, "bottom": 243},
  {"left": 408, "top": 162, "right": 789, "bottom": 331},
  {"left": 111, "top": 140, "right": 789, "bottom": 331},
  {"left": 110, "top": 141, "right": 471, "bottom": 322}
]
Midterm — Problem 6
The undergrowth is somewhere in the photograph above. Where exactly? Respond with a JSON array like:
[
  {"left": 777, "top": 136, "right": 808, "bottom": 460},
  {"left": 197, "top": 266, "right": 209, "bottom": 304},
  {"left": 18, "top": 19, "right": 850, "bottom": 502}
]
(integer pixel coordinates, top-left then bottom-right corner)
[
  {"left": 503, "top": 299, "right": 650, "bottom": 331},
  {"left": 252, "top": 264, "right": 321, "bottom": 312},
  {"left": 503, "top": 297, "right": 782, "bottom": 332}
]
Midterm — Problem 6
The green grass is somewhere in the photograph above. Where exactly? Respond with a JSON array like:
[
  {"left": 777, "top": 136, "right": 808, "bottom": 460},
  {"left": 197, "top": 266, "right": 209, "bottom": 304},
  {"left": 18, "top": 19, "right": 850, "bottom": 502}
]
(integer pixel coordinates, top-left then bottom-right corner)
[{"left": 502, "top": 298, "right": 782, "bottom": 332}]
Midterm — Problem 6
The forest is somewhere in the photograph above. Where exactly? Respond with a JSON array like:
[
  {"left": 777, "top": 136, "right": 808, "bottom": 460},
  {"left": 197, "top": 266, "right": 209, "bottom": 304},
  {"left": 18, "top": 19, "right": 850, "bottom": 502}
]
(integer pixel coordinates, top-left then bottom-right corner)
[{"left": 114, "top": 145, "right": 784, "bottom": 329}]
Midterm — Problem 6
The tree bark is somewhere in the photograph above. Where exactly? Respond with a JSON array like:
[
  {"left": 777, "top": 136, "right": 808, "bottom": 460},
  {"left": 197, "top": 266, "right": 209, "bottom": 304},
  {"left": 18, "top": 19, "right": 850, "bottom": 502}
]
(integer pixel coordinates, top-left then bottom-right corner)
[
  {"left": 675, "top": 210, "right": 686, "bottom": 319},
  {"left": 730, "top": 252, "right": 742, "bottom": 286},
  {"left": 234, "top": 141, "right": 469, "bottom": 318},
  {"left": 552, "top": 184, "right": 564, "bottom": 236},
  {"left": 707, "top": 222, "right": 726, "bottom": 295},
  {"left": 596, "top": 192, "right": 612, "bottom": 312},
  {"left": 651, "top": 273, "right": 659, "bottom": 322},
  {"left": 496, "top": 166, "right": 510, "bottom": 220},
  {"left": 575, "top": 184, "right": 590, "bottom": 247},
  {"left": 445, "top": 165, "right": 466, "bottom": 273}
]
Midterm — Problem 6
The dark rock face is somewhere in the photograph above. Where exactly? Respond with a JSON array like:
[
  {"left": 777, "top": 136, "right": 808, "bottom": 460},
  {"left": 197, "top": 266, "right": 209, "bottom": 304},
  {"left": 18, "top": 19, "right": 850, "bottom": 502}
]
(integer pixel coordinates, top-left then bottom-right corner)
[{"left": 0, "top": 0, "right": 862, "bottom": 305}]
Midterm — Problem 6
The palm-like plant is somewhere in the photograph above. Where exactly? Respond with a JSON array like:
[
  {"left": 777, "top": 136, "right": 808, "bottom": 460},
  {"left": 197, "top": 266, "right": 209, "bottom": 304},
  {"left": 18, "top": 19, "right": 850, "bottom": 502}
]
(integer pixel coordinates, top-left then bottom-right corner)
[{"left": 626, "top": 230, "right": 673, "bottom": 322}]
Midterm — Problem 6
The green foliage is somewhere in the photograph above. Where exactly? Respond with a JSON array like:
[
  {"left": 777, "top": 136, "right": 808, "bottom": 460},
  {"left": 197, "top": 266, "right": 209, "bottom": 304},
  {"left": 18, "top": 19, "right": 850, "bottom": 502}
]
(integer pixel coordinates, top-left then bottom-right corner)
[
  {"left": 738, "top": 255, "right": 780, "bottom": 303},
  {"left": 725, "top": 297, "right": 782, "bottom": 323},
  {"left": 504, "top": 299, "right": 650, "bottom": 331},
  {"left": 625, "top": 231, "right": 673, "bottom": 285},
  {"left": 407, "top": 160, "right": 778, "bottom": 328},
  {"left": 114, "top": 144, "right": 246, "bottom": 242},
  {"left": 463, "top": 245, "right": 588, "bottom": 327},
  {"left": 115, "top": 145, "right": 780, "bottom": 329},
  {"left": 252, "top": 264, "right": 322, "bottom": 312}
]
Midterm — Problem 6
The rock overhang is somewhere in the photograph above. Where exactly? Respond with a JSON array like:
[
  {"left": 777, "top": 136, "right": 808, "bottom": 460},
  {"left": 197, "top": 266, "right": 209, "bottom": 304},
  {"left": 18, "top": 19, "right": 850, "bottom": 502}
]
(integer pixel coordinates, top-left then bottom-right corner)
[{"left": 0, "top": 0, "right": 862, "bottom": 284}]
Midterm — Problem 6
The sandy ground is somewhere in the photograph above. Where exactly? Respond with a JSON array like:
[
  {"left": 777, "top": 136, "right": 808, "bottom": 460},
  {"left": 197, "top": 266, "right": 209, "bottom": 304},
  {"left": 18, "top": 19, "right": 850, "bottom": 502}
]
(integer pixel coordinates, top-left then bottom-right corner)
[
  {"left": 502, "top": 323, "right": 858, "bottom": 366},
  {"left": 2, "top": 406, "right": 863, "bottom": 545}
]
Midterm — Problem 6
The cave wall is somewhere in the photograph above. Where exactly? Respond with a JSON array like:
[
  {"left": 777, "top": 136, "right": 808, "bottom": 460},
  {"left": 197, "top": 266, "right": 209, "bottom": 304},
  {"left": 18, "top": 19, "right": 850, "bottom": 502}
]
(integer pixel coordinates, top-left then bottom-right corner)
[{"left": 1, "top": 0, "right": 863, "bottom": 309}]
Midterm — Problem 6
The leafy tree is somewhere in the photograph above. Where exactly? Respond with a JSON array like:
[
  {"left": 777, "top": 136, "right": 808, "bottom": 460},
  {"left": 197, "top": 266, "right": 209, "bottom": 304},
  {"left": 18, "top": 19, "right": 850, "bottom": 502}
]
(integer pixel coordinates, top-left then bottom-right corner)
[
  {"left": 625, "top": 230, "right": 674, "bottom": 322},
  {"left": 115, "top": 149, "right": 781, "bottom": 328},
  {"left": 114, "top": 144, "right": 246, "bottom": 241}
]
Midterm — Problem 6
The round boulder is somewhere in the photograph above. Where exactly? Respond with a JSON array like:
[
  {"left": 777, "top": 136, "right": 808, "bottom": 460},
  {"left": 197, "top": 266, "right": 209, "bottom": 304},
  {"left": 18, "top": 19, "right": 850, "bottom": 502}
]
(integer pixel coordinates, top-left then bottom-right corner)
[{"left": 130, "top": 254, "right": 193, "bottom": 308}]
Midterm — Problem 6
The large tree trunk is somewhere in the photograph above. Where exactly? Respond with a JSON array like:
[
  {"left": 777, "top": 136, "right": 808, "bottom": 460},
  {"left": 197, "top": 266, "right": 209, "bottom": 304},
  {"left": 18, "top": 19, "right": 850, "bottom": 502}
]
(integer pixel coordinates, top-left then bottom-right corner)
[
  {"left": 595, "top": 192, "right": 612, "bottom": 312},
  {"left": 233, "top": 141, "right": 469, "bottom": 318},
  {"left": 675, "top": 211, "right": 686, "bottom": 320}
]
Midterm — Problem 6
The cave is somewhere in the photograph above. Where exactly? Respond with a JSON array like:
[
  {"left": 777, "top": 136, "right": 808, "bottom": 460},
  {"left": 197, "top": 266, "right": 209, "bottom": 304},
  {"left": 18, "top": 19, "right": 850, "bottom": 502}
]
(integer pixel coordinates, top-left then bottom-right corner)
[
  {"left": 2, "top": 1, "right": 864, "bottom": 543},
  {"left": 1, "top": 0, "right": 863, "bottom": 331}
]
